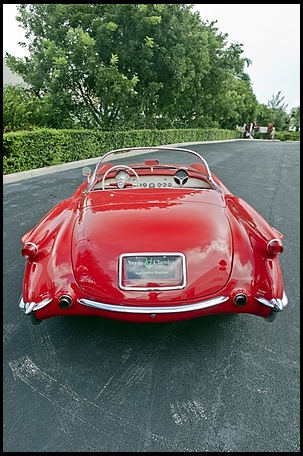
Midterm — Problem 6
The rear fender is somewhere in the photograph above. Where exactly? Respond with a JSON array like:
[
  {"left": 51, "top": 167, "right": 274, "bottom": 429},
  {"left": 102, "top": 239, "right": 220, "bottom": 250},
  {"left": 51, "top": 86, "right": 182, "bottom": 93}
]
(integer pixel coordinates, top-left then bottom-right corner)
[
  {"left": 226, "top": 196, "right": 285, "bottom": 299},
  {"left": 21, "top": 200, "right": 78, "bottom": 303},
  {"left": 226, "top": 196, "right": 283, "bottom": 244},
  {"left": 21, "top": 199, "right": 76, "bottom": 245}
]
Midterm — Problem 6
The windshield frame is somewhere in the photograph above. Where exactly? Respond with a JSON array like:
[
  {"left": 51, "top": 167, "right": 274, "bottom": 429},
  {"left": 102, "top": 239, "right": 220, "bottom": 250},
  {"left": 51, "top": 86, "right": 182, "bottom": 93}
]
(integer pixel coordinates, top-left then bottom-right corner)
[{"left": 85, "top": 146, "right": 220, "bottom": 193}]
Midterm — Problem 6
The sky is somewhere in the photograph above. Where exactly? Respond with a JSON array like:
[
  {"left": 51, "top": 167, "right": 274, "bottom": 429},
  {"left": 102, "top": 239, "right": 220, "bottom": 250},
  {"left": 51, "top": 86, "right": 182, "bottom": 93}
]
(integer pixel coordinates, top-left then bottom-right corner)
[
  {"left": 192, "top": 4, "right": 300, "bottom": 113},
  {"left": 3, "top": 4, "right": 300, "bottom": 113}
]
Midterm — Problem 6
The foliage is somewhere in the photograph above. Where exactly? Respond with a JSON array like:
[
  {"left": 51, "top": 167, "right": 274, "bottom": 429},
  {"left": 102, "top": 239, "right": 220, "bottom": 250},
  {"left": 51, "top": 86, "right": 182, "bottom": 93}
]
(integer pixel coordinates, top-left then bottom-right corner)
[
  {"left": 254, "top": 91, "right": 293, "bottom": 132},
  {"left": 255, "top": 103, "right": 276, "bottom": 127},
  {"left": 267, "top": 91, "right": 288, "bottom": 111},
  {"left": 274, "top": 108, "right": 290, "bottom": 131},
  {"left": 3, "top": 84, "right": 77, "bottom": 132},
  {"left": 5, "top": 3, "right": 257, "bottom": 131},
  {"left": 3, "top": 127, "right": 241, "bottom": 175},
  {"left": 218, "top": 78, "right": 258, "bottom": 130},
  {"left": 290, "top": 106, "right": 300, "bottom": 131},
  {"left": 3, "top": 84, "right": 44, "bottom": 132},
  {"left": 266, "top": 91, "right": 290, "bottom": 131},
  {"left": 273, "top": 130, "right": 300, "bottom": 141}
]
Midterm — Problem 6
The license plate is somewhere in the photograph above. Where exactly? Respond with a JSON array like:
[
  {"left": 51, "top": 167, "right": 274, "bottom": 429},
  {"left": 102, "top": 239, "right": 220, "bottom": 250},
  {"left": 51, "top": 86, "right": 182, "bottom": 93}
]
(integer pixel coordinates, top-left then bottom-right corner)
[{"left": 119, "top": 253, "right": 186, "bottom": 290}]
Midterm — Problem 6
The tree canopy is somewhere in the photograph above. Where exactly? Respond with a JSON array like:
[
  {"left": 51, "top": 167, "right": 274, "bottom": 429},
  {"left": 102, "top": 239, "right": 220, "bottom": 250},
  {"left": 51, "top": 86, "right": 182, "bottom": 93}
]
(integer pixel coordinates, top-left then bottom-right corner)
[{"left": 4, "top": 4, "right": 277, "bottom": 131}]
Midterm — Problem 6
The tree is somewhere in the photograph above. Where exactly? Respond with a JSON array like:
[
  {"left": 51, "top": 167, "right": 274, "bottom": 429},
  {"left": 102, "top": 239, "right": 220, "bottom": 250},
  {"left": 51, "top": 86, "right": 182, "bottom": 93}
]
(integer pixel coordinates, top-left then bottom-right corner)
[
  {"left": 290, "top": 106, "right": 300, "bottom": 131},
  {"left": 255, "top": 103, "right": 275, "bottom": 127},
  {"left": 266, "top": 91, "right": 290, "bottom": 130},
  {"left": 3, "top": 84, "right": 45, "bottom": 132},
  {"left": 216, "top": 77, "right": 258, "bottom": 130},
  {"left": 3, "top": 83, "right": 76, "bottom": 132},
  {"left": 267, "top": 91, "right": 288, "bottom": 111},
  {"left": 274, "top": 109, "right": 290, "bottom": 131},
  {"left": 5, "top": 4, "right": 257, "bottom": 131}
]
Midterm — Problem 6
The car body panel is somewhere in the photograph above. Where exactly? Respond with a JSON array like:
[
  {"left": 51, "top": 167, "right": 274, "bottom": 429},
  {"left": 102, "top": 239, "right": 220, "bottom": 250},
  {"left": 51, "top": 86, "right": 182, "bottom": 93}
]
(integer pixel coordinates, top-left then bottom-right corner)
[{"left": 72, "top": 189, "right": 233, "bottom": 299}]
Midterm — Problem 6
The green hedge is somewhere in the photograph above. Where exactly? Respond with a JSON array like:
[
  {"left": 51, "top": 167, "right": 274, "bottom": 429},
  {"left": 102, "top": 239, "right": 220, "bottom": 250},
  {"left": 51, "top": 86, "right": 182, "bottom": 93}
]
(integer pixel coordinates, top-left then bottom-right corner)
[
  {"left": 274, "top": 131, "right": 300, "bottom": 141},
  {"left": 253, "top": 130, "right": 300, "bottom": 141},
  {"left": 3, "top": 127, "right": 242, "bottom": 175}
]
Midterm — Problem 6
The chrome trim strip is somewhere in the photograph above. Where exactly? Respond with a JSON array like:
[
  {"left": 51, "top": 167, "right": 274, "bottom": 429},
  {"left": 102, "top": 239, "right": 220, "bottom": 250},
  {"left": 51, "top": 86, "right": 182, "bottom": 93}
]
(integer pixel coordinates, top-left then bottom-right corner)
[
  {"left": 267, "top": 238, "right": 282, "bottom": 246},
  {"left": 22, "top": 241, "right": 38, "bottom": 249},
  {"left": 118, "top": 252, "right": 186, "bottom": 291},
  {"left": 255, "top": 290, "right": 288, "bottom": 312},
  {"left": 78, "top": 296, "right": 229, "bottom": 314},
  {"left": 19, "top": 295, "right": 53, "bottom": 315},
  {"left": 267, "top": 238, "right": 283, "bottom": 253},
  {"left": 22, "top": 241, "right": 38, "bottom": 256}
]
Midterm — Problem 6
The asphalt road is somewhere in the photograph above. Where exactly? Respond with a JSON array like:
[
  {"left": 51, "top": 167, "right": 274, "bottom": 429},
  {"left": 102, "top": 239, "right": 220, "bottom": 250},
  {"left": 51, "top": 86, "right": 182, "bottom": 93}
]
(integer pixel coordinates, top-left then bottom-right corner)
[{"left": 3, "top": 139, "right": 300, "bottom": 452}]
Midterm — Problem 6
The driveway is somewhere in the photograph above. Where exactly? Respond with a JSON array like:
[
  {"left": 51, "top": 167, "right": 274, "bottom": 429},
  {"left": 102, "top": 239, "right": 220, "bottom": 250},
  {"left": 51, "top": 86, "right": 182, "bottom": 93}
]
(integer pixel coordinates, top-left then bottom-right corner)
[{"left": 3, "top": 139, "right": 300, "bottom": 452}]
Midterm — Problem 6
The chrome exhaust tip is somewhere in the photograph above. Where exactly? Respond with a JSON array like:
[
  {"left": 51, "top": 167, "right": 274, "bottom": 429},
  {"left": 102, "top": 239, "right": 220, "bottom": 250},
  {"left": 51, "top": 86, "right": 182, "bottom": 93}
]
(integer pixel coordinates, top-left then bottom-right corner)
[
  {"left": 58, "top": 295, "right": 73, "bottom": 309},
  {"left": 234, "top": 293, "right": 247, "bottom": 307}
]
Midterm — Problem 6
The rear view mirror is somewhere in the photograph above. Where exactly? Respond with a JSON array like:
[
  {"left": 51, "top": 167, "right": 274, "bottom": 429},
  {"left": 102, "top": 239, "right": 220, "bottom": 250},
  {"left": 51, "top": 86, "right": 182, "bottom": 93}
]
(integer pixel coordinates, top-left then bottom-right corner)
[{"left": 82, "top": 166, "right": 92, "bottom": 182}]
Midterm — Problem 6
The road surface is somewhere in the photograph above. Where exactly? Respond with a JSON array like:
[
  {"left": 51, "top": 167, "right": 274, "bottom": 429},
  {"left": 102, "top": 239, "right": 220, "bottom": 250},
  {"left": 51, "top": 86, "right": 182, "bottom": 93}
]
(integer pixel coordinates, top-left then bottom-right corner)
[{"left": 3, "top": 139, "right": 300, "bottom": 452}]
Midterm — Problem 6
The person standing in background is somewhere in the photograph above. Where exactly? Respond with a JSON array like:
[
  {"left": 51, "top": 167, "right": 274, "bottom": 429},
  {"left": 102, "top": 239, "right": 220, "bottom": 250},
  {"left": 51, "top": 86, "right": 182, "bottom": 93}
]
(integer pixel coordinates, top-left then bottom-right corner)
[
  {"left": 244, "top": 122, "right": 253, "bottom": 139},
  {"left": 267, "top": 123, "right": 275, "bottom": 139}
]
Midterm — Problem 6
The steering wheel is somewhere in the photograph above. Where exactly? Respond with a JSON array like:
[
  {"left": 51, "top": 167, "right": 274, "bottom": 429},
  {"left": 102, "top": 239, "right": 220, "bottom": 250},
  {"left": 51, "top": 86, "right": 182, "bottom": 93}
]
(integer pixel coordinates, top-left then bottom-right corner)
[{"left": 101, "top": 165, "right": 141, "bottom": 190}]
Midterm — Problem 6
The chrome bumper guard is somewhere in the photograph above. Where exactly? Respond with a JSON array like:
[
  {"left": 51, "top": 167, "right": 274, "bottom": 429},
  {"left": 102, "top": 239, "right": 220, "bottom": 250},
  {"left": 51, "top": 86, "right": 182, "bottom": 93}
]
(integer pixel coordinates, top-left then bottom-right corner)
[
  {"left": 255, "top": 290, "right": 288, "bottom": 311},
  {"left": 78, "top": 296, "right": 229, "bottom": 314},
  {"left": 19, "top": 295, "right": 52, "bottom": 315},
  {"left": 255, "top": 291, "right": 288, "bottom": 322}
]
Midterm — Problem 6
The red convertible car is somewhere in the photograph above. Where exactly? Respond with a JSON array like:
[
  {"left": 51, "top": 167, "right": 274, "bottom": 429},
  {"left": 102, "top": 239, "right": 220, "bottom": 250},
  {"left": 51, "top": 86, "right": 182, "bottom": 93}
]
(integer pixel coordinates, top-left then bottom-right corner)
[{"left": 19, "top": 146, "right": 288, "bottom": 325}]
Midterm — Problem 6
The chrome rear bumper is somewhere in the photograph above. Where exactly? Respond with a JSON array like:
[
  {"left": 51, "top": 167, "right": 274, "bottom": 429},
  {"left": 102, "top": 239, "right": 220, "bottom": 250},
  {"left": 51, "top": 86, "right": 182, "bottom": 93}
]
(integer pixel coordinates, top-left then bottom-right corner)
[{"left": 78, "top": 296, "right": 229, "bottom": 314}]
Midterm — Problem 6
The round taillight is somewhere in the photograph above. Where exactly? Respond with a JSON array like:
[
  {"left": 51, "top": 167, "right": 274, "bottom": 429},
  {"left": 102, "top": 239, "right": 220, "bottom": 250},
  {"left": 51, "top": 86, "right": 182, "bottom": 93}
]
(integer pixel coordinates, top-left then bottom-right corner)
[
  {"left": 267, "top": 239, "right": 284, "bottom": 255},
  {"left": 21, "top": 242, "right": 38, "bottom": 259}
]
